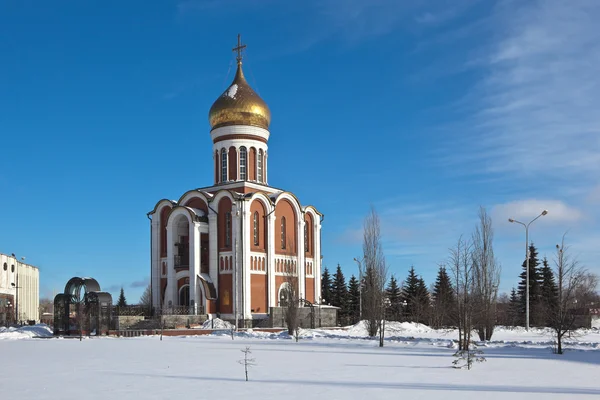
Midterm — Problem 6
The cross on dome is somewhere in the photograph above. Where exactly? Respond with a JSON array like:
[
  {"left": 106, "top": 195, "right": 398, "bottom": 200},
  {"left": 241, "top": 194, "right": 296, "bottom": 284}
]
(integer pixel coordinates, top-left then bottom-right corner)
[
  {"left": 208, "top": 34, "right": 271, "bottom": 131},
  {"left": 232, "top": 34, "right": 246, "bottom": 65}
]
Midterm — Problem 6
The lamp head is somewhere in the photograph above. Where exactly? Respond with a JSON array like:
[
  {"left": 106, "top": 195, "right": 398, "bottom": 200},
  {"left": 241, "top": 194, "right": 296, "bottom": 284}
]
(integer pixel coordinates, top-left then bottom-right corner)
[
  {"left": 542, "top": 210, "right": 548, "bottom": 216},
  {"left": 508, "top": 218, "right": 515, "bottom": 223}
]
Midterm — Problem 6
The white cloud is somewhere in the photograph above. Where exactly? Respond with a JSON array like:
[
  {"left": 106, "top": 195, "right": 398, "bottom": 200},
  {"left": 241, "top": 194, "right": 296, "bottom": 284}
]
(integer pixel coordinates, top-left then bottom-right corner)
[
  {"left": 586, "top": 185, "right": 600, "bottom": 204},
  {"left": 492, "top": 199, "right": 583, "bottom": 224},
  {"left": 457, "top": 0, "right": 600, "bottom": 180}
]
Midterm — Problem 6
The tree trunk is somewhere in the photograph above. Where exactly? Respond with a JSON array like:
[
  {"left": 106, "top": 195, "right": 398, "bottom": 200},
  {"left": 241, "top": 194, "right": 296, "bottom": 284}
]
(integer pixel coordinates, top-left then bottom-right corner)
[{"left": 557, "top": 332, "right": 563, "bottom": 355}]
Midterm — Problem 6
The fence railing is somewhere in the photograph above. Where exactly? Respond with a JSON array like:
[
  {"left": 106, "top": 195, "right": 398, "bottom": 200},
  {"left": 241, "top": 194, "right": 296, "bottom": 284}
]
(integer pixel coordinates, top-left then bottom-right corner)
[
  {"left": 157, "top": 305, "right": 205, "bottom": 316},
  {"left": 113, "top": 306, "right": 153, "bottom": 316},
  {"left": 174, "top": 255, "right": 189, "bottom": 268}
]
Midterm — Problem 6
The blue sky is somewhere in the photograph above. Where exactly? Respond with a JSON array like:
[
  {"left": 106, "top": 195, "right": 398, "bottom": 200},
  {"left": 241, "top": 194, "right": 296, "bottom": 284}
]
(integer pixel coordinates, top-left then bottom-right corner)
[{"left": 1, "top": 0, "right": 598, "bottom": 302}]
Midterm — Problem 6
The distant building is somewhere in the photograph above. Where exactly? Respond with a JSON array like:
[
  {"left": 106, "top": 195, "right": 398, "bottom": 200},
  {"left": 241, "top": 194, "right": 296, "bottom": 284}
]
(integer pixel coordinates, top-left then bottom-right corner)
[{"left": 0, "top": 253, "right": 40, "bottom": 323}]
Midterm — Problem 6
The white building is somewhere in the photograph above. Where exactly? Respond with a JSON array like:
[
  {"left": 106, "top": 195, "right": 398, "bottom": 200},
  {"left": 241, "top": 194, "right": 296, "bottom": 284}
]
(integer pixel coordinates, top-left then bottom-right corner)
[{"left": 0, "top": 253, "right": 40, "bottom": 323}]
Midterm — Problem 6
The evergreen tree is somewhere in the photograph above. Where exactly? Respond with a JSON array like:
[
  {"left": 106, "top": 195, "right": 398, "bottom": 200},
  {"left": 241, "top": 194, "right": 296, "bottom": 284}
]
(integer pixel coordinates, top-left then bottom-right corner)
[
  {"left": 117, "top": 287, "right": 127, "bottom": 307},
  {"left": 385, "top": 275, "right": 402, "bottom": 321},
  {"left": 539, "top": 257, "right": 558, "bottom": 325},
  {"left": 347, "top": 275, "right": 361, "bottom": 324},
  {"left": 508, "top": 287, "right": 520, "bottom": 326},
  {"left": 402, "top": 267, "right": 429, "bottom": 323},
  {"left": 321, "top": 267, "right": 333, "bottom": 305},
  {"left": 331, "top": 265, "right": 348, "bottom": 323},
  {"left": 432, "top": 266, "right": 455, "bottom": 327},
  {"left": 416, "top": 277, "right": 431, "bottom": 324},
  {"left": 517, "top": 244, "right": 542, "bottom": 326}
]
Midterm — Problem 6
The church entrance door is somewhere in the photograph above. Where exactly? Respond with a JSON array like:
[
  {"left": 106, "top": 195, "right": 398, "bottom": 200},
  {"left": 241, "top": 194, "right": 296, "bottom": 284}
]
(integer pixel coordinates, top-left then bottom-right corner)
[{"left": 179, "top": 285, "right": 190, "bottom": 307}]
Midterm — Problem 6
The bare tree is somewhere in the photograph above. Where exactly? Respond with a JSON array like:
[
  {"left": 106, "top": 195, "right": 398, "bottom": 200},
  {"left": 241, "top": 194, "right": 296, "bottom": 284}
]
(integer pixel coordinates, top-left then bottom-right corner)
[
  {"left": 574, "top": 272, "right": 599, "bottom": 310},
  {"left": 139, "top": 284, "right": 151, "bottom": 309},
  {"left": 76, "top": 301, "right": 90, "bottom": 341},
  {"left": 449, "top": 235, "right": 486, "bottom": 368},
  {"left": 238, "top": 346, "right": 257, "bottom": 381},
  {"left": 549, "top": 234, "right": 586, "bottom": 355},
  {"left": 471, "top": 207, "right": 501, "bottom": 341},
  {"left": 449, "top": 236, "right": 473, "bottom": 351},
  {"left": 282, "top": 256, "right": 301, "bottom": 341},
  {"left": 360, "top": 207, "right": 388, "bottom": 347}
]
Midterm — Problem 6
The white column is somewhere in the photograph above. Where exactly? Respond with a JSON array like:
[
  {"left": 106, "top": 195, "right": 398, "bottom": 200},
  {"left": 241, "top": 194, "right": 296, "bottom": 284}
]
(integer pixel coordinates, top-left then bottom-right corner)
[
  {"left": 190, "top": 221, "right": 202, "bottom": 314},
  {"left": 298, "top": 218, "right": 306, "bottom": 300},
  {"left": 208, "top": 211, "right": 219, "bottom": 295},
  {"left": 267, "top": 213, "right": 276, "bottom": 308},
  {"left": 264, "top": 151, "right": 268, "bottom": 185},
  {"left": 315, "top": 221, "right": 322, "bottom": 303},
  {"left": 166, "top": 225, "right": 176, "bottom": 308},
  {"left": 243, "top": 202, "right": 252, "bottom": 319},
  {"left": 232, "top": 202, "right": 240, "bottom": 323},
  {"left": 151, "top": 218, "right": 161, "bottom": 308}
]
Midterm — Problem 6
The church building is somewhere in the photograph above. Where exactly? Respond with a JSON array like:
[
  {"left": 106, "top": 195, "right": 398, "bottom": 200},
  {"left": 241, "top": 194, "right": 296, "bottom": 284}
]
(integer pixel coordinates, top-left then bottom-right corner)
[{"left": 148, "top": 37, "right": 323, "bottom": 324}]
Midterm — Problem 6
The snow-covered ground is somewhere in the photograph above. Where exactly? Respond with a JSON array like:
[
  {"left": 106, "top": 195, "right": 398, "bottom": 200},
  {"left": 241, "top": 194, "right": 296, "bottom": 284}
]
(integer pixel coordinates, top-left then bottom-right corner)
[{"left": 1, "top": 323, "right": 599, "bottom": 400}]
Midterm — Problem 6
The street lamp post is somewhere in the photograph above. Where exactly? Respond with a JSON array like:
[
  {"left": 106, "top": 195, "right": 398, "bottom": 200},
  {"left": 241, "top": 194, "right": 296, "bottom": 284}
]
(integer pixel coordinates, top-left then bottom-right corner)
[
  {"left": 353, "top": 257, "right": 363, "bottom": 320},
  {"left": 509, "top": 210, "right": 548, "bottom": 331}
]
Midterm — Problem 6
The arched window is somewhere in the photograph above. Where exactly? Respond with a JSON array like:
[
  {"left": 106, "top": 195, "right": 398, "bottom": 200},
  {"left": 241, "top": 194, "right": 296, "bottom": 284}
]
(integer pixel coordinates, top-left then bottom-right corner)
[
  {"left": 281, "top": 216, "right": 286, "bottom": 249},
  {"left": 257, "top": 149, "right": 263, "bottom": 183},
  {"left": 225, "top": 212, "right": 232, "bottom": 247},
  {"left": 253, "top": 211, "right": 259, "bottom": 246},
  {"left": 11, "top": 264, "right": 14, "bottom": 273},
  {"left": 3, "top": 263, "right": 6, "bottom": 271},
  {"left": 221, "top": 148, "right": 228, "bottom": 182},
  {"left": 304, "top": 224, "right": 309, "bottom": 253},
  {"left": 239, "top": 146, "right": 247, "bottom": 180}
]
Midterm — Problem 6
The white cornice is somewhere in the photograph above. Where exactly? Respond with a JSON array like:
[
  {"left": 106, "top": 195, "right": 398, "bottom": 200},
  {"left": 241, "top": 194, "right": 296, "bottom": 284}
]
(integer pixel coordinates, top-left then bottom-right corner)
[{"left": 210, "top": 125, "right": 270, "bottom": 142}]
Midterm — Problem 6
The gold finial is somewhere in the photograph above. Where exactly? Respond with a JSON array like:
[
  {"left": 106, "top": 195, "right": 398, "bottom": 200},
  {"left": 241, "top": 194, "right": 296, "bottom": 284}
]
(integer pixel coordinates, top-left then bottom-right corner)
[{"left": 232, "top": 34, "right": 247, "bottom": 65}]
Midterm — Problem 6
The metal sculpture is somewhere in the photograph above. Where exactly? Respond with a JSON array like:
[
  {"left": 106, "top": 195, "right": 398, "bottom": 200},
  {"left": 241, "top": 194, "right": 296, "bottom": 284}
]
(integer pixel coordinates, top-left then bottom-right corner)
[{"left": 53, "top": 277, "right": 112, "bottom": 336}]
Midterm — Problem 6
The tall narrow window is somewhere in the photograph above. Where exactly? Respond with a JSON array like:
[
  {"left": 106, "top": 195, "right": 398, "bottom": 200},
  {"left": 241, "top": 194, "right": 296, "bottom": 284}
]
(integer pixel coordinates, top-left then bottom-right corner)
[
  {"left": 257, "top": 149, "right": 263, "bottom": 183},
  {"left": 225, "top": 212, "right": 232, "bottom": 247},
  {"left": 221, "top": 148, "right": 228, "bottom": 182},
  {"left": 304, "top": 225, "right": 309, "bottom": 253},
  {"left": 281, "top": 216, "right": 286, "bottom": 249},
  {"left": 253, "top": 211, "right": 259, "bottom": 245},
  {"left": 239, "top": 146, "right": 247, "bottom": 180}
]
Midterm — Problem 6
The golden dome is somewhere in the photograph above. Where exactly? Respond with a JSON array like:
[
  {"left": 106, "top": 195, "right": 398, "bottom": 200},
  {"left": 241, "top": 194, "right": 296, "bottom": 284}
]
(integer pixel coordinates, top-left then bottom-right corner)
[{"left": 209, "top": 63, "right": 271, "bottom": 131}]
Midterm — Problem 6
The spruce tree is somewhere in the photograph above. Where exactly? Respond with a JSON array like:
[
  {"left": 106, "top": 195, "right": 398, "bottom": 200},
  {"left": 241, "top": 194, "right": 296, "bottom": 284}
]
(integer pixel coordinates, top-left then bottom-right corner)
[
  {"left": 117, "top": 287, "right": 127, "bottom": 307},
  {"left": 539, "top": 257, "right": 558, "bottom": 325},
  {"left": 432, "top": 266, "right": 455, "bottom": 327},
  {"left": 321, "top": 267, "right": 333, "bottom": 305},
  {"left": 385, "top": 275, "right": 402, "bottom": 321},
  {"left": 401, "top": 266, "right": 421, "bottom": 322},
  {"left": 508, "top": 287, "right": 520, "bottom": 326},
  {"left": 331, "top": 265, "right": 348, "bottom": 322},
  {"left": 416, "top": 277, "right": 431, "bottom": 324},
  {"left": 347, "top": 275, "right": 361, "bottom": 324},
  {"left": 517, "top": 244, "right": 542, "bottom": 325}
]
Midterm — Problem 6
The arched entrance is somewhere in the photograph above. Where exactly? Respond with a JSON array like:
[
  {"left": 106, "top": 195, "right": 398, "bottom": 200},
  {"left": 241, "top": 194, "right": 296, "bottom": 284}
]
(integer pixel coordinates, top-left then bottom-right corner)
[{"left": 179, "top": 285, "right": 190, "bottom": 307}]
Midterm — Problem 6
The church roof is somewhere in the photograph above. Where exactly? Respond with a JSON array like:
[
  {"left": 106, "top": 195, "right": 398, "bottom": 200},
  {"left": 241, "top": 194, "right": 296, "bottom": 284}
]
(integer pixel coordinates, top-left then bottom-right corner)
[{"left": 208, "top": 62, "right": 271, "bottom": 131}]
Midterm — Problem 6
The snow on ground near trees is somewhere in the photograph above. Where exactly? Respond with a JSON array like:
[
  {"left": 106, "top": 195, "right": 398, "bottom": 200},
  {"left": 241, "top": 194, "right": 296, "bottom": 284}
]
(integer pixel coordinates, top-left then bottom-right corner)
[{"left": 1, "top": 324, "right": 599, "bottom": 400}]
